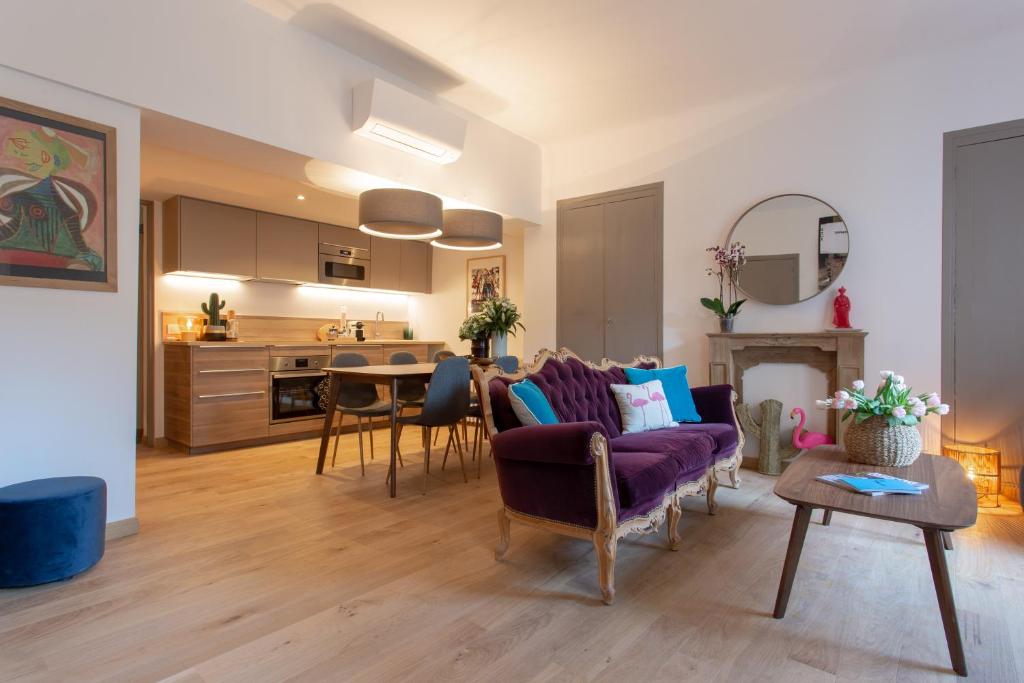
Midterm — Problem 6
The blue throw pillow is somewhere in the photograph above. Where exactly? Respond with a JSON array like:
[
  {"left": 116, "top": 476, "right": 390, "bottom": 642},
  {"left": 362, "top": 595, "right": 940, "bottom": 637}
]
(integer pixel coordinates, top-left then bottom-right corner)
[
  {"left": 508, "top": 379, "right": 560, "bottom": 426},
  {"left": 624, "top": 365, "right": 702, "bottom": 423}
]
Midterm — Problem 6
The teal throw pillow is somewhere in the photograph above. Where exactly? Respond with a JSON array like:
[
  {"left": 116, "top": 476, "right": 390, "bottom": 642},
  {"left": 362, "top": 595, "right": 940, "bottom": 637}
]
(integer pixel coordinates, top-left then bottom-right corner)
[
  {"left": 624, "top": 365, "right": 702, "bottom": 423},
  {"left": 508, "top": 379, "right": 560, "bottom": 426}
]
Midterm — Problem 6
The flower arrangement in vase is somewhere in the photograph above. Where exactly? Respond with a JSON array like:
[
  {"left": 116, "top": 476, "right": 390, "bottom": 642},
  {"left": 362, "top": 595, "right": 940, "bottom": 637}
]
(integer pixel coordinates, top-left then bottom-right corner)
[
  {"left": 819, "top": 370, "right": 949, "bottom": 467},
  {"left": 458, "top": 313, "right": 490, "bottom": 359},
  {"left": 701, "top": 242, "right": 746, "bottom": 332},
  {"left": 478, "top": 297, "right": 524, "bottom": 358}
]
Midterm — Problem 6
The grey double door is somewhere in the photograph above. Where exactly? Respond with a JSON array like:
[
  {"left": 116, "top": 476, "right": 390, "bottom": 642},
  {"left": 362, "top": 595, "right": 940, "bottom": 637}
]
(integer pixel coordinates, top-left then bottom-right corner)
[
  {"left": 944, "top": 120, "right": 1024, "bottom": 491},
  {"left": 557, "top": 183, "right": 663, "bottom": 362}
]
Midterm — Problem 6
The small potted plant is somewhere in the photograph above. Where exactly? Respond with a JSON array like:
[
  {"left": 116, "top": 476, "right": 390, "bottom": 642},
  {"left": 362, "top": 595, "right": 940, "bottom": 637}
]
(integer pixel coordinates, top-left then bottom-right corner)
[
  {"left": 818, "top": 371, "right": 949, "bottom": 467},
  {"left": 458, "top": 313, "right": 490, "bottom": 359},
  {"left": 701, "top": 242, "right": 746, "bottom": 332},
  {"left": 478, "top": 297, "right": 524, "bottom": 357}
]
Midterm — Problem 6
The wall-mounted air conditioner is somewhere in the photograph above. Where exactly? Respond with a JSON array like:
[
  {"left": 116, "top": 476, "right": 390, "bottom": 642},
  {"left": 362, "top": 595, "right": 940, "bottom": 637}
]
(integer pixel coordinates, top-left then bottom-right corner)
[{"left": 352, "top": 79, "right": 467, "bottom": 164}]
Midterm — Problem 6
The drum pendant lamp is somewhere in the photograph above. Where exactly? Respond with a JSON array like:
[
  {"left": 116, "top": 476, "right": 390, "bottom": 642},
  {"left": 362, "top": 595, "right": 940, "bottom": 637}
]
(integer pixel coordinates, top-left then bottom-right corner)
[
  {"left": 358, "top": 188, "right": 443, "bottom": 240},
  {"left": 431, "top": 209, "right": 503, "bottom": 250}
]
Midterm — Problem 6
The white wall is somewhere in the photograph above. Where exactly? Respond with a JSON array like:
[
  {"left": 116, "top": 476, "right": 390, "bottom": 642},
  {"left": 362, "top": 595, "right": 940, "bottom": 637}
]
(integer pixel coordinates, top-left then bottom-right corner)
[
  {"left": 0, "top": 0, "right": 541, "bottom": 224},
  {"left": 528, "top": 27, "right": 1024, "bottom": 453},
  {"left": 414, "top": 232, "right": 526, "bottom": 360},
  {"left": 0, "top": 66, "right": 140, "bottom": 523}
]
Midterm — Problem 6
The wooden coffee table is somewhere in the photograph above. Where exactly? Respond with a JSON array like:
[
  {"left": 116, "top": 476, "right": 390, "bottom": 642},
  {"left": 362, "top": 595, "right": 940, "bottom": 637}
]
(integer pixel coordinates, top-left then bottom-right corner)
[{"left": 772, "top": 446, "right": 977, "bottom": 676}]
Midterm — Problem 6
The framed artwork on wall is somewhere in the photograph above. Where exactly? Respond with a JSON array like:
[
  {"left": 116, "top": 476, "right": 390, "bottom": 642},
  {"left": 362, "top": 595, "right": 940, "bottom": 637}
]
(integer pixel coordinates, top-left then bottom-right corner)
[
  {"left": 467, "top": 254, "right": 505, "bottom": 314},
  {"left": 0, "top": 96, "right": 117, "bottom": 292}
]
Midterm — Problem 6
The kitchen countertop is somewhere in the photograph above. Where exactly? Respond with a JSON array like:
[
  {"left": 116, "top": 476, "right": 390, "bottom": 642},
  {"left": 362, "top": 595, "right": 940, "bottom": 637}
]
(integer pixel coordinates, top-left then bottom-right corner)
[{"left": 164, "top": 339, "right": 446, "bottom": 348}]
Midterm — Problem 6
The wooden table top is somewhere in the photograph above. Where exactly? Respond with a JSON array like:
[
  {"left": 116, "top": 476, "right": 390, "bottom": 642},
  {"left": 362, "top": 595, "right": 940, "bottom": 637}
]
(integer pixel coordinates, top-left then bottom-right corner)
[
  {"left": 774, "top": 446, "right": 978, "bottom": 530},
  {"left": 324, "top": 363, "right": 436, "bottom": 379}
]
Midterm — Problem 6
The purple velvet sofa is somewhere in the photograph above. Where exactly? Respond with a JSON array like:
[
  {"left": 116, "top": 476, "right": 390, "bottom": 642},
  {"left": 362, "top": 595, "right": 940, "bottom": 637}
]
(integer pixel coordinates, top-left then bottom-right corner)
[{"left": 473, "top": 348, "right": 744, "bottom": 604}]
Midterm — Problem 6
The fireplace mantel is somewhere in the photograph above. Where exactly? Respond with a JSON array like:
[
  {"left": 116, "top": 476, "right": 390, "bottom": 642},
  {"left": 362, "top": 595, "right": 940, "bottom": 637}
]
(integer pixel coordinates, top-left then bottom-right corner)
[{"left": 707, "top": 330, "right": 867, "bottom": 441}]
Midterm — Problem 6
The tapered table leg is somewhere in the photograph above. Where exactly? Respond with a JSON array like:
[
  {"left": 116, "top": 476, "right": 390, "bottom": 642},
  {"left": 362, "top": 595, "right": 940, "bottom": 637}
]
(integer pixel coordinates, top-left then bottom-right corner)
[
  {"left": 773, "top": 504, "right": 813, "bottom": 619},
  {"left": 822, "top": 509, "right": 833, "bottom": 526},
  {"left": 923, "top": 528, "right": 967, "bottom": 676},
  {"left": 316, "top": 374, "right": 342, "bottom": 474},
  {"left": 388, "top": 377, "right": 399, "bottom": 498},
  {"left": 942, "top": 530, "right": 954, "bottom": 550}
]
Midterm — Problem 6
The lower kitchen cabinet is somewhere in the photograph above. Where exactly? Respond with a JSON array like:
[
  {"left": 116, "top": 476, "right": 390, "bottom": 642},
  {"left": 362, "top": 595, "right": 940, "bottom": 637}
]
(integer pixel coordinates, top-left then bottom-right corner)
[{"left": 165, "top": 345, "right": 270, "bottom": 452}]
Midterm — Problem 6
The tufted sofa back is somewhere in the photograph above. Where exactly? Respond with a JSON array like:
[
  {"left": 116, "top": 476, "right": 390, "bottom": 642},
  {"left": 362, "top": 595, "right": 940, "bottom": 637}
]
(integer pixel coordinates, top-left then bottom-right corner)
[{"left": 486, "top": 355, "right": 658, "bottom": 436}]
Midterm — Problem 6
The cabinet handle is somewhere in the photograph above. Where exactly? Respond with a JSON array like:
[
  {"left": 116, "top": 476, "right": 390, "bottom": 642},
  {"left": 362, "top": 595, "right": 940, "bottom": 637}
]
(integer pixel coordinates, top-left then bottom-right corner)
[
  {"left": 197, "top": 368, "right": 266, "bottom": 374},
  {"left": 197, "top": 390, "right": 266, "bottom": 399}
]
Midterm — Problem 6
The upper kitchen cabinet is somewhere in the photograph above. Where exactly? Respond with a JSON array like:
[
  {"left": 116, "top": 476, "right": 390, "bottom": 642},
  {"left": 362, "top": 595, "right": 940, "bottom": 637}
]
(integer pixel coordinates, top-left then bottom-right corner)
[
  {"left": 318, "top": 223, "right": 370, "bottom": 251},
  {"left": 257, "top": 213, "right": 317, "bottom": 283},
  {"left": 369, "top": 236, "right": 402, "bottom": 291},
  {"left": 163, "top": 196, "right": 257, "bottom": 278},
  {"left": 399, "top": 241, "right": 431, "bottom": 293}
]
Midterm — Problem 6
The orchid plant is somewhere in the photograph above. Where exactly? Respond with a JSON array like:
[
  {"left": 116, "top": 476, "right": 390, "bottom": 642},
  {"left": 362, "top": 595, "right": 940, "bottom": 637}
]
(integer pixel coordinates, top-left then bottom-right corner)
[
  {"left": 817, "top": 370, "right": 950, "bottom": 427},
  {"left": 701, "top": 242, "right": 747, "bottom": 319}
]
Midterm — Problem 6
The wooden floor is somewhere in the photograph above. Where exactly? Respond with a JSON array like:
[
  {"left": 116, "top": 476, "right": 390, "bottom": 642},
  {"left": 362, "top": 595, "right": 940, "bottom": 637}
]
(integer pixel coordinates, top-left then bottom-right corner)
[{"left": 1, "top": 429, "right": 1022, "bottom": 683}]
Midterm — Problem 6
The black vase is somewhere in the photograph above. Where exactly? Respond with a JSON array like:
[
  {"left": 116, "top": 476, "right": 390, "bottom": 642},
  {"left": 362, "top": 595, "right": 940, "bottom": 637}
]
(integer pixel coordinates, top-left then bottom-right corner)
[{"left": 470, "top": 335, "right": 490, "bottom": 359}]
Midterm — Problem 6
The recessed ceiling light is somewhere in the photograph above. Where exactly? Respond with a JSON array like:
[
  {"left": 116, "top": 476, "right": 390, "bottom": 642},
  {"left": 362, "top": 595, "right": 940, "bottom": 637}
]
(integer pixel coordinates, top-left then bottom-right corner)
[{"left": 296, "top": 194, "right": 306, "bottom": 201}]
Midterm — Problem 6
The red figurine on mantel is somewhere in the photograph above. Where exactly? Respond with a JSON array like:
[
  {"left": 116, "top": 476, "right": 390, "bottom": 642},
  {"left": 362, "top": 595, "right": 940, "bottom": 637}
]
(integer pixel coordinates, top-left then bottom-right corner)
[{"left": 833, "top": 287, "right": 852, "bottom": 328}]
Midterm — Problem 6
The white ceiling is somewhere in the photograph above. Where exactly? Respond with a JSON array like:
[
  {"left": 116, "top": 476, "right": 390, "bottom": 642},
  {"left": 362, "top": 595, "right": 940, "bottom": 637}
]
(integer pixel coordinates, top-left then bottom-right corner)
[{"left": 248, "top": 0, "right": 1024, "bottom": 144}]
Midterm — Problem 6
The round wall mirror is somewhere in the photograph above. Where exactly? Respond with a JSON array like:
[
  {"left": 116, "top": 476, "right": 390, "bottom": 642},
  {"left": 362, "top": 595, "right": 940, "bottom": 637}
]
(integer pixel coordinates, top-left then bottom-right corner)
[{"left": 728, "top": 194, "right": 849, "bottom": 305}]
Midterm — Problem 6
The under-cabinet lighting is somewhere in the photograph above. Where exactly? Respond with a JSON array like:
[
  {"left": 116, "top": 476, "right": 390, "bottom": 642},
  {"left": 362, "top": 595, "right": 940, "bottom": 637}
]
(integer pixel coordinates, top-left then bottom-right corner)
[
  {"left": 297, "top": 282, "right": 410, "bottom": 301},
  {"left": 164, "top": 270, "right": 252, "bottom": 281}
]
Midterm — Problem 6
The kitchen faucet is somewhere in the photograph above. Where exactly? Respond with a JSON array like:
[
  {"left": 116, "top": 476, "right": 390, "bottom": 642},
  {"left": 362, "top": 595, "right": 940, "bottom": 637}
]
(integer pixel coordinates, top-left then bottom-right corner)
[{"left": 374, "top": 311, "right": 384, "bottom": 339}]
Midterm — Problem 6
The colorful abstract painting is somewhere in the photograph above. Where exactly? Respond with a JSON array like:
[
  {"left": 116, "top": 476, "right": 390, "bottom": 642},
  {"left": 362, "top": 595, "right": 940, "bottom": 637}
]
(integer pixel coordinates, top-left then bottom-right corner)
[
  {"left": 467, "top": 255, "right": 505, "bottom": 314},
  {"left": 0, "top": 97, "right": 116, "bottom": 291}
]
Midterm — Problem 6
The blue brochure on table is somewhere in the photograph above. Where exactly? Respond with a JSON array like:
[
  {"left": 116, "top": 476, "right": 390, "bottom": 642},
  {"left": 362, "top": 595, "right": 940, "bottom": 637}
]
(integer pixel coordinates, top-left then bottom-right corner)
[{"left": 816, "top": 472, "right": 929, "bottom": 496}]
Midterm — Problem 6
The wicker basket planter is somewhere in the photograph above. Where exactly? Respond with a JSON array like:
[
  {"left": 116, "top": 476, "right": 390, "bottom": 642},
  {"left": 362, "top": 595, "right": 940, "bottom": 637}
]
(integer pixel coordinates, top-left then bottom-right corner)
[{"left": 844, "top": 415, "right": 923, "bottom": 467}]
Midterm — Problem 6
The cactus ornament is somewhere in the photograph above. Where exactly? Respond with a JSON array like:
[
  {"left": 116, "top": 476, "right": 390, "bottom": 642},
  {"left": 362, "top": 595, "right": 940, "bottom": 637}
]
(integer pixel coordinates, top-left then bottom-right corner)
[
  {"left": 201, "top": 293, "right": 226, "bottom": 327},
  {"left": 735, "top": 398, "right": 799, "bottom": 475}
]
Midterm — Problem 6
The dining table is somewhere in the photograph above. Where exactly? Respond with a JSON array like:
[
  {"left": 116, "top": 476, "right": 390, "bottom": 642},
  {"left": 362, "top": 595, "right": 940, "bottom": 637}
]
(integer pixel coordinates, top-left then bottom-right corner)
[{"left": 315, "top": 362, "right": 436, "bottom": 497}]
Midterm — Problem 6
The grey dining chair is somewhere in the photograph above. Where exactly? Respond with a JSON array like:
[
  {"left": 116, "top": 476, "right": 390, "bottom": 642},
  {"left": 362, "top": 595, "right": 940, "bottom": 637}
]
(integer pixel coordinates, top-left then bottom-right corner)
[
  {"left": 396, "top": 357, "right": 471, "bottom": 493},
  {"left": 390, "top": 351, "right": 427, "bottom": 407},
  {"left": 493, "top": 355, "right": 519, "bottom": 373},
  {"left": 433, "top": 349, "right": 456, "bottom": 362},
  {"left": 327, "top": 353, "right": 399, "bottom": 476}
]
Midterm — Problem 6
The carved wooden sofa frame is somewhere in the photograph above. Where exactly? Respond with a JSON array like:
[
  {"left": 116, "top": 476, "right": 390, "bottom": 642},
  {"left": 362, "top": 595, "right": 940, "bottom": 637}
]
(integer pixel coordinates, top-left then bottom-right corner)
[{"left": 472, "top": 347, "right": 745, "bottom": 604}]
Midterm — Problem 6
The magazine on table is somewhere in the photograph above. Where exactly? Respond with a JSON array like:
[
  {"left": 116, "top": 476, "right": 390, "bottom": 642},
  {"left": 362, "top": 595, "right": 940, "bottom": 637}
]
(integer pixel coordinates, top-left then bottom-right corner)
[{"left": 816, "top": 471, "right": 930, "bottom": 496}]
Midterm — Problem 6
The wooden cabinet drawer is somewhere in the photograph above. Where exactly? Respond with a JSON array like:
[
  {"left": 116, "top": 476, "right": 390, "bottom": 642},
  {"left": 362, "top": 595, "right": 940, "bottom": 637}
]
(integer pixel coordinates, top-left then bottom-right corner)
[
  {"left": 193, "top": 347, "right": 269, "bottom": 373},
  {"left": 394, "top": 344, "right": 429, "bottom": 362},
  {"left": 193, "top": 369, "right": 267, "bottom": 398},
  {"left": 330, "top": 344, "right": 383, "bottom": 366},
  {"left": 192, "top": 392, "right": 269, "bottom": 446}
]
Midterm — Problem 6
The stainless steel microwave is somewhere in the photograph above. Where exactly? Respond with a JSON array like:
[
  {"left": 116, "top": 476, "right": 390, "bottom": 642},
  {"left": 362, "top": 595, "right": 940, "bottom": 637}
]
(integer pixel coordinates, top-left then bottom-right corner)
[{"left": 318, "top": 242, "right": 371, "bottom": 286}]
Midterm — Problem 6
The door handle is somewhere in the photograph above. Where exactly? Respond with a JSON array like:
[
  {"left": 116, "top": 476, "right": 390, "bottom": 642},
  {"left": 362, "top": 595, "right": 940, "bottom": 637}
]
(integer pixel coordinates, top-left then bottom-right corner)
[{"left": 606, "top": 318, "right": 613, "bottom": 326}]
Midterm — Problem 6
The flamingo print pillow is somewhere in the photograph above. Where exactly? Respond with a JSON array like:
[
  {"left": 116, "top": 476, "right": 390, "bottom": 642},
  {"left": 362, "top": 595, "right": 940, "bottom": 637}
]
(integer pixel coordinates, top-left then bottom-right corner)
[{"left": 610, "top": 380, "right": 678, "bottom": 434}]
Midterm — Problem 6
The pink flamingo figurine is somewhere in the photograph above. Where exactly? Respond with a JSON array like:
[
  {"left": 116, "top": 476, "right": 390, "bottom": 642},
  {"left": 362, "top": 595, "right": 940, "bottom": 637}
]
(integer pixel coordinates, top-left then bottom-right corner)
[
  {"left": 627, "top": 392, "right": 650, "bottom": 429},
  {"left": 790, "top": 407, "right": 834, "bottom": 450}
]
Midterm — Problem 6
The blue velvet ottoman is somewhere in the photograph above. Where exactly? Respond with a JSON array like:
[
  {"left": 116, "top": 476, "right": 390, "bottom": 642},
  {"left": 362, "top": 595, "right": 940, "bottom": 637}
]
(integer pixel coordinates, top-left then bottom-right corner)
[{"left": 0, "top": 477, "right": 106, "bottom": 588}]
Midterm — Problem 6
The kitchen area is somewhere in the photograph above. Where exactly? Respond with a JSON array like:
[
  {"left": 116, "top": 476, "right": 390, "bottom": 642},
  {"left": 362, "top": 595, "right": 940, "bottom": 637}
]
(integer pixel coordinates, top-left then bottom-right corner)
[{"left": 139, "top": 109, "right": 526, "bottom": 457}]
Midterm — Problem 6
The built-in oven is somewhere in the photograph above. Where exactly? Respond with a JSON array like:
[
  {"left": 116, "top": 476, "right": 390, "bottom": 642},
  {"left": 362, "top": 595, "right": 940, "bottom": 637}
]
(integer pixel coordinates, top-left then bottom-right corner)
[
  {"left": 269, "top": 354, "right": 330, "bottom": 424},
  {"left": 318, "top": 242, "right": 371, "bottom": 287}
]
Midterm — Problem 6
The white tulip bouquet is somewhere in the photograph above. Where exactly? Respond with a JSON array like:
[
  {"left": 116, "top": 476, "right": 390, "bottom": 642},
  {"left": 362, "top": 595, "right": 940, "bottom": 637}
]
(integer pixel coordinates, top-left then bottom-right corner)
[{"left": 817, "top": 370, "right": 949, "bottom": 427}]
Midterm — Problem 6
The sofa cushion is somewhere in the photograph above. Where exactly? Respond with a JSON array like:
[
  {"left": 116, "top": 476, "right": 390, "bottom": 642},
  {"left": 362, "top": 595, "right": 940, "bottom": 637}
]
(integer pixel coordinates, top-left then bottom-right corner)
[
  {"left": 508, "top": 379, "right": 560, "bottom": 426},
  {"left": 610, "top": 379, "right": 677, "bottom": 434},
  {"left": 613, "top": 451, "right": 681, "bottom": 509},
  {"left": 674, "top": 422, "right": 739, "bottom": 457},
  {"left": 624, "top": 365, "right": 702, "bottom": 423},
  {"left": 528, "top": 357, "right": 629, "bottom": 438},
  {"left": 610, "top": 426, "right": 717, "bottom": 474}
]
